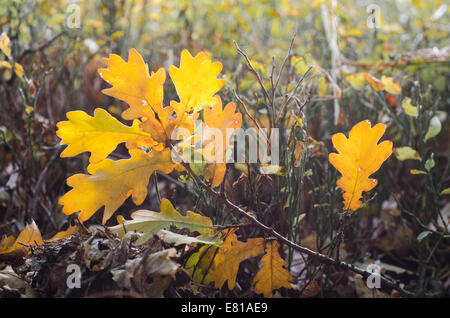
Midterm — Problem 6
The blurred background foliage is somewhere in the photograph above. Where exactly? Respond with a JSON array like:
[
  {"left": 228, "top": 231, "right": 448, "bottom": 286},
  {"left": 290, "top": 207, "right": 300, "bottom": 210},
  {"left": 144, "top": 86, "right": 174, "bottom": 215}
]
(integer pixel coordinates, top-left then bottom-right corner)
[{"left": 0, "top": 0, "right": 449, "bottom": 296}]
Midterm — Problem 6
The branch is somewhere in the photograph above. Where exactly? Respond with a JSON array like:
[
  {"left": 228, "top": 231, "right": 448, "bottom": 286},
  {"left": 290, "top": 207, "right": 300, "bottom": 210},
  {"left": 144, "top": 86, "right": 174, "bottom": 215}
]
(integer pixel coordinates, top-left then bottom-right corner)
[{"left": 181, "top": 162, "right": 415, "bottom": 297}]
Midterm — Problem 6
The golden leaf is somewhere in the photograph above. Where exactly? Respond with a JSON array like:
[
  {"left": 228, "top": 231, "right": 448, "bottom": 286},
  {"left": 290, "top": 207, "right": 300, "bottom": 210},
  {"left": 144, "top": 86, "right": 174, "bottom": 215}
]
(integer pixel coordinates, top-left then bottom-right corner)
[
  {"left": 98, "top": 48, "right": 166, "bottom": 121},
  {"left": 56, "top": 108, "right": 153, "bottom": 164},
  {"left": 381, "top": 76, "right": 401, "bottom": 95},
  {"left": 253, "top": 241, "right": 293, "bottom": 297},
  {"left": 294, "top": 141, "right": 305, "bottom": 167},
  {"left": 363, "top": 73, "right": 384, "bottom": 91},
  {"left": 208, "top": 230, "right": 264, "bottom": 290},
  {"left": 329, "top": 120, "right": 393, "bottom": 211},
  {"left": 59, "top": 148, "right": 177, "bottom": 223},
  {"left": 47, "top": 225, "right": 79, "bottom": 242},
  {"left": 203, "top": 96, "right": 242, "bottom": 186},
  {"left": 0, "top": 32, "right": 11, "bottom": 58}
]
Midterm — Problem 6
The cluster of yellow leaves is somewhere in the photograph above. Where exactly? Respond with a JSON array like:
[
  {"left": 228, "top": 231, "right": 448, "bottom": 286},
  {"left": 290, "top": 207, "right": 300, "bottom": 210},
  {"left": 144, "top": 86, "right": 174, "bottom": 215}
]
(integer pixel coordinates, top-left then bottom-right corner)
[
  {"left": 57, "top": 48, "right": 242, "bottom": 223},
  {"left": 329, "top": 120, "right": 393, "bottom": 211},
  {"left": 186, "top": 230, "right": 293, "bottom": 297},
  {"left": 0, "top": 221, "right": 79, "bottom": 257}
]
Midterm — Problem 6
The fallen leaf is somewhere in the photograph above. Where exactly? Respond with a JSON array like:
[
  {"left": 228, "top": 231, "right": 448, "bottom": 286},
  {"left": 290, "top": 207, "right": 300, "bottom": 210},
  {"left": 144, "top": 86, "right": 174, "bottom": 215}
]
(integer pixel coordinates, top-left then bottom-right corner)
[
  {"left": 0, "top": 221, "right": 43, "bottom": 256},
  {"left": 109, "top": 198, "right": 214, "bottom": 245},
  {"left": 253, "top": 241, "right": 293, "bottom": 297}
]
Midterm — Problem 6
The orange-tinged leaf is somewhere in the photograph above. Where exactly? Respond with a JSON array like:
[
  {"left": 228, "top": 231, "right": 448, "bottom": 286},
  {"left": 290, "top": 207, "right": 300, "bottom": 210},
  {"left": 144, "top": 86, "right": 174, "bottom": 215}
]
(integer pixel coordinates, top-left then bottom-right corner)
[
  {"left": 203, "top": 96, "right": 242, "bottom": 186},
  {"left": 0, "top": 221, "right": 43, "bottom": 255},
  {"left": 363, "top": 73, "right": 384, "bottom": 91},
  {"left": 98, "top": 48, "right": 166, "bottom": 121},
  {"left": 56, "top": 108, "right": 153, "bottom": 164},
  {"left": 329, "top": 120, "right": 393, "bottom": 211},
  {"left": 208, "top": 230, "right": 264, "bottom": 290},
  {"left": 385, "top": 94, "right": 397, "bottom": 107},
  {"left": 169, "top": 49, "right": 225, "bottom": 114},
  {"left": 47, "top": 225, "right": 79, "bottom": 242},
  {"left": 59, "top": 148, "right": 177, "bottom": 224},
  {"left": 253, "top": 241, "right": 293, "bottom": 297}
]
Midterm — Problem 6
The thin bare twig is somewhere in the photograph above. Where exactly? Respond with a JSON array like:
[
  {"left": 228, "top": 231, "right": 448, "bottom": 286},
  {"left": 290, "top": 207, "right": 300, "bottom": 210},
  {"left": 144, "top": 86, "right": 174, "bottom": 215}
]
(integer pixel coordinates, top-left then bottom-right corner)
[{"left": 180, "top": 161, "right": 415, "bottom": 297}]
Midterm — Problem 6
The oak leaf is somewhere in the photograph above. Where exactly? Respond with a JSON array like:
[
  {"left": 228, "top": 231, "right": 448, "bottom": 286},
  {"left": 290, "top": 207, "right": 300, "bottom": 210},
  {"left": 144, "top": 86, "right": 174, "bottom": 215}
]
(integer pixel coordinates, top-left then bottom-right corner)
[
  {"left": 253, "top": 241, "right": 293, "bottom": 297},
  {"left": 329, "top": 120, "right": 392, "bottom": 211},
  {"left": 59, "top": 148, "right": 177, "bottom": 223},
  {"left": 56, "top": 108, "right": 153, "bottom": 164},
  {"left": 203, "top": 96, "right": 242, "bottom": 186},
  {"left": 169, "top": 49, "right": 225, "bottom": 114}
]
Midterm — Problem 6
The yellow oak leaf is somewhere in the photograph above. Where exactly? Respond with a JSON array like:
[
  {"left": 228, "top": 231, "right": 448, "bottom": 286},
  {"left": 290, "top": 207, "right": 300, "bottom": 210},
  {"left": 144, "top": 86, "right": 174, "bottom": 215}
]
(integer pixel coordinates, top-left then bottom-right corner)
[
  {"left": 329, "top": 120, "right": 393, "bottom": 211},
  {"left": 253, "top": 241, "right": 293, "bottom": 297},
  {"left": 0, "top": 221, "right": 43, "bottom": 255},
  {"left": 381, "top": 76, "right": 401, "bottom": 95},
  {"left": 203, "top": 96, "right": 242, "bottom": 186},
  {"left": 59, "top": 148, "right": 177, "bottom": 224},
  {"left": 208, "top": 230, "right": 264, "bottom": 290},
  {"left": 56, "top": 108, "right": 153, "bottom": 164},
  {"left": 169, "top": 49, "right": 225, "bottom": 115},
  {"left": 110, "top": 198, "right": 214, "bottom": 245},
  {"left": 98, "top": 48, "right": 166, "bottom": 121}
]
